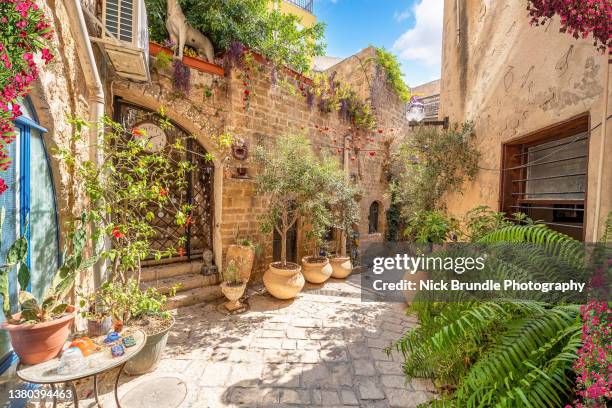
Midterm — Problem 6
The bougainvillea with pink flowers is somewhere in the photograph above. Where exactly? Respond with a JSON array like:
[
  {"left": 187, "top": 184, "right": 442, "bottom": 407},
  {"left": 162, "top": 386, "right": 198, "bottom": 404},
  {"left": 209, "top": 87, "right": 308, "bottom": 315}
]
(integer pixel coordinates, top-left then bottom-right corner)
[
  {"left": 527, "top": 0, "right": 612, "bottom": 53},
  {"left": 0, "top": 0, "right": 54, "bottom": 195},
  {"left": 568, "top": 300, "right": 612, "bottom": 408}
]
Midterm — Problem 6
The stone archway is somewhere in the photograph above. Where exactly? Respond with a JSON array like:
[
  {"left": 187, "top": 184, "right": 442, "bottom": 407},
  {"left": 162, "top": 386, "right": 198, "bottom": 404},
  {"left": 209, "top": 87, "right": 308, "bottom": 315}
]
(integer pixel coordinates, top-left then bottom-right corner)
[{"left": 112, "top": 82, "right": 226, "bottom": 267}]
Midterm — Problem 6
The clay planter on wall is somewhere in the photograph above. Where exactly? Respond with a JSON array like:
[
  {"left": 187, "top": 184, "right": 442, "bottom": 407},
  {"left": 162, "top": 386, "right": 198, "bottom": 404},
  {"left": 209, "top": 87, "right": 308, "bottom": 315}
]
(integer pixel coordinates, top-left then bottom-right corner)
[
  {"left": 2, "top": 306, "right": 77, "bottom": 365},
  {"left": 263, "top": 262, "right": 305, "bottom": 300},
  {"left": 220, "top": 281, "right": 247, "bottom": 311},
  {"left": 225, "top": 244, "right": 255, "bottom": 282},
  {"left": 301, "top": 256, "right": 333, "bottom": 284},
  {"left": 148, "top": 42, "right": 225, "bottom": 76},
  {"left": 330, "top": 256, "right": 352, "bottom": 279}
]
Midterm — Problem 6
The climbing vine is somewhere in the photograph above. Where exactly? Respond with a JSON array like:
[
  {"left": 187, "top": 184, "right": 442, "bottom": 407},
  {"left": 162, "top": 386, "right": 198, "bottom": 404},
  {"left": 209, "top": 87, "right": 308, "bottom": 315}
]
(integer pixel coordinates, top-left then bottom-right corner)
[
  {"left": 0, "top": 0, "right": 54, "bottom": 195},
  {"left": 373, "top": 47, "right": 410, "bottom": 102}
]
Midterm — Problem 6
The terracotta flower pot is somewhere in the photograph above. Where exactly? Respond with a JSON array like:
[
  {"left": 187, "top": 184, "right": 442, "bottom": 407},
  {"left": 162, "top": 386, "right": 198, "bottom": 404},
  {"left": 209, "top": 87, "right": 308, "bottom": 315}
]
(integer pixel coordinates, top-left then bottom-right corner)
[
  {"left": 220, "top": 281, "right": 247, "bottom": 311},
  {"left": 225, "top": 244, "right": 255, "bottom": 282},
  {"left": 301, "top": 256, "right": 333, "bottom": 284},
  {"left": 2, "top": 305, "right": 77, "bottom": 365},
  {"left": 330, "top": 256, "right": 352, "bottom": 279},
  {"left": 263, "top": 262, "right": 304, "bottom": 300}
]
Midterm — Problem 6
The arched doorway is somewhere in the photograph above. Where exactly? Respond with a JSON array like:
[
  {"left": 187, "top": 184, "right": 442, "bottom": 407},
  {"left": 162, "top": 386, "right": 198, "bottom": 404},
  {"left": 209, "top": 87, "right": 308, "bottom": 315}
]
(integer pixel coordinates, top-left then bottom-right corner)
[
  {"left": 115, "top": 99, "right": 215, "bottom": 262},
  {"left": 368, "top": 201, "right": 380, "bottom": 234}
]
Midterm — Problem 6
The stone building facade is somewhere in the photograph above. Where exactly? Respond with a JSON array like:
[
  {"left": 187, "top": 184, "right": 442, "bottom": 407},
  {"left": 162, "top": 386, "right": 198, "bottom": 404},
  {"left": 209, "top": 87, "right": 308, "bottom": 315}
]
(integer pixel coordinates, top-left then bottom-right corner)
[
  {"left": 439, "top": 0, "right": 611, "bottom": 241},
  {"left": 114, "top": 45, "right": 408, "bottom": 280}
]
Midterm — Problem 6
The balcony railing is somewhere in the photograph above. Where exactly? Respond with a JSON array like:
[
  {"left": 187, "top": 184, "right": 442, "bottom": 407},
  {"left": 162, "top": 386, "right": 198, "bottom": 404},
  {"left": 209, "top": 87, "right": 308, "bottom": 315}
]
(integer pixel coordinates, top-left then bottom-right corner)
[{"left": 284, "top": 0, "right": 314, "bottom": 14}]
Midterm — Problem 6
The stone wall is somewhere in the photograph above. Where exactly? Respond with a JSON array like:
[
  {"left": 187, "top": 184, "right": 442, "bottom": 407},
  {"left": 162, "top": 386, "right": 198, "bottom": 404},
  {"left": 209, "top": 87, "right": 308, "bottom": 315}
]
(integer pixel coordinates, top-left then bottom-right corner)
[
  {"left": 115, "top": 46, "right": 410, "bottom": 279},
  {"left": 439, "top": 0, "right": 611, "bottom": 241}
]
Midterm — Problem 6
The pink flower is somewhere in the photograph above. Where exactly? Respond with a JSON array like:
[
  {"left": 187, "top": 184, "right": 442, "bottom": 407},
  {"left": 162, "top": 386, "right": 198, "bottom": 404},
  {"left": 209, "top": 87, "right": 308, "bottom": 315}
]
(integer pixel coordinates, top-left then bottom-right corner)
[{"left": 41, "top": 48, "right": 53, "bottom": 64}]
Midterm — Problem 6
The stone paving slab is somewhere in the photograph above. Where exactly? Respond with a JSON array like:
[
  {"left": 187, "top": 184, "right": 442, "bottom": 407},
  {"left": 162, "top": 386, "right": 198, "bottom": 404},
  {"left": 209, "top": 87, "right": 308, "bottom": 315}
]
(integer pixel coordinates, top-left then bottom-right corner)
[{"left": 13, "top": 276, "right": 436, "bottom": 407}]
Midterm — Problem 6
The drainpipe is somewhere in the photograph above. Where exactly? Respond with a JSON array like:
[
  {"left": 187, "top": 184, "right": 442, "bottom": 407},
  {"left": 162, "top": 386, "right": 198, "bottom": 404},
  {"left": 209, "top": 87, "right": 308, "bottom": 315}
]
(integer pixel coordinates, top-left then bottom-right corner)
[
  {"left": 65, "top": 0, "right": 106, "bottom": 286},
  {"left": 592, "top": 54, "right": 610, "bottom": 241}
]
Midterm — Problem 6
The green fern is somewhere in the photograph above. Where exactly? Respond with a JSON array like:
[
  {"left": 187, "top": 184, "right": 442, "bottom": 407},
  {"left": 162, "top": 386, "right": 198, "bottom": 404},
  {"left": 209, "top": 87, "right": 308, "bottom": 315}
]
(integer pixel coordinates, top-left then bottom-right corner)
[{"left": 392, "top": 225, "right": 585, "bottom": 407}]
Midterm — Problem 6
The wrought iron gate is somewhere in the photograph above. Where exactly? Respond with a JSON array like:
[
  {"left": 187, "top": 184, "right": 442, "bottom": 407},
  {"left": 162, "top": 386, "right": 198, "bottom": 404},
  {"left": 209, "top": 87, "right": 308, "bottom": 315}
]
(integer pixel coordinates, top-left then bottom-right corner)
[{"left": 115, "top": 100, "right": 214, "bottom": 261}]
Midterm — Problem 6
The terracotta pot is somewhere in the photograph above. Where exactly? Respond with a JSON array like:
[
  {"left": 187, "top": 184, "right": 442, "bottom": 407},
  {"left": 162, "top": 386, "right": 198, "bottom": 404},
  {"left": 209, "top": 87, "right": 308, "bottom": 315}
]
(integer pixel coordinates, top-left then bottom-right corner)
[
  {"left": 124, "top": 317, "right": 174, "bottom": 375},
  {"left": 87, "top": 316, "right": 112, "bottom": 337},
  {"left": 301, "top": 256, "right": 333, "bottom": 284},
  {"left": 220, "top": 281, "right": 247, "bottom": 311},
  {"left": 148, "top": 42, "right": 225, "bottom": 76},
  {"left": 2, "top": 306, "right": 77, "bottom": 365},
  {"left": 226, "top": 244, "right": 256, "bottom": 282},
  {"left": 330, "top": 256, "right": 352, "bottom": 279},
  {"left": 263, "top": 262, "right": 304, "bottom": 300}
]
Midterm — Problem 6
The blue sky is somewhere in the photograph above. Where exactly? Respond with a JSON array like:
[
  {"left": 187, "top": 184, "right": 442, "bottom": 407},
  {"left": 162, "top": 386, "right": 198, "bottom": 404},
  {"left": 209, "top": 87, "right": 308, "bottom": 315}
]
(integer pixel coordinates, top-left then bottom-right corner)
[{"left": 314, "top": 0, "right": 443, "bottom": 87}]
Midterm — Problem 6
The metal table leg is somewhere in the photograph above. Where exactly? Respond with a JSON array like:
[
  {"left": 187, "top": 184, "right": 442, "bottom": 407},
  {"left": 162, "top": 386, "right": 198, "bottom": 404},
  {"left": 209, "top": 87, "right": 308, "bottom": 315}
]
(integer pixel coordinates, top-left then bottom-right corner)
[
  {"left": 93, "top": 374, "right": 104, "bottom": 407},
  {"left": 50, "top": 383, "right": 57, "bottom": 408},
  {"left": 67, "top": 381, "right": 79, "bottom": 408},
  {"left": 114, "top": 363, "right": 126, "bottom": 408}
]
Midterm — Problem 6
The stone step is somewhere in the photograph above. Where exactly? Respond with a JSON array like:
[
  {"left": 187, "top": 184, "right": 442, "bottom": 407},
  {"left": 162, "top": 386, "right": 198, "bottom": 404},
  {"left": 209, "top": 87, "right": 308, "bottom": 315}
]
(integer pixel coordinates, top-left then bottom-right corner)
[
  {"left": 165, "top": 286, "right": 223, "bottom": 310},
  {"left": 140, "top": 273, "right": 219, "bottom": 295},
  {"left": 140, "top": 261, "right": 204, "bottom": 282}
]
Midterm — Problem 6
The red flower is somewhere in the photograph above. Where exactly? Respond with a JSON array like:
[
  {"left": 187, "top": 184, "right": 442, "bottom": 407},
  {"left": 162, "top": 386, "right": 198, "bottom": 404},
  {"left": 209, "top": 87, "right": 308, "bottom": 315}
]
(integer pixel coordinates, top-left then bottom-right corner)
[
  {"left": 111, "top": 226, "right": 125, "bottom": 239},
  {"left": 369, "top": 151, "right": 376, "bottom": 157},
  {"left": 159, "top": 188, "right": 168, "bottom": 197},
  {"left": 131, "top": 128, "right": 145, "bottom": 137},
  {"left": 377, "top": 129, "right": 383, "bottom": 134},
  {"left": 244, "top": 89, "right": 249, "bottom": 95},
  {"left": 0, "top": 179, "right": 7, "bottom": 195}
]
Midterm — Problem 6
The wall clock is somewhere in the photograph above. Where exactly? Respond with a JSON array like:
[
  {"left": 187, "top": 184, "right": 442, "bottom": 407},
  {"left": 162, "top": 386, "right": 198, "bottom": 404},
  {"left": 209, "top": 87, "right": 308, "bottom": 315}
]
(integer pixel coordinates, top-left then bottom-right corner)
[{"left": 134, "top": 121, "right": 167, "bottom": 153}]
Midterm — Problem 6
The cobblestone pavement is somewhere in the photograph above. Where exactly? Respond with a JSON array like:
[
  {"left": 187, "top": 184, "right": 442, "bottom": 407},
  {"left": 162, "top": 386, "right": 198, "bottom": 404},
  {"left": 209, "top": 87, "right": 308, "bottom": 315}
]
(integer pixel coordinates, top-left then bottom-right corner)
[
  {"left": 13, "top": 275, "right": 436, "bottom": 407},
  {"left": 155, "top": 275, "right": 436, "bottom": 407}
]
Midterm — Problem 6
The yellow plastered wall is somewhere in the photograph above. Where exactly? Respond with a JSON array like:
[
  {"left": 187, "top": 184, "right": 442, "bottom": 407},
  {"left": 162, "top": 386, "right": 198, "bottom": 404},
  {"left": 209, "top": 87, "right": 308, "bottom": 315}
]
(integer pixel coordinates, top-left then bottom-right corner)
[{"left": 272, "top": 0, "right": 317, "bottom": 28}]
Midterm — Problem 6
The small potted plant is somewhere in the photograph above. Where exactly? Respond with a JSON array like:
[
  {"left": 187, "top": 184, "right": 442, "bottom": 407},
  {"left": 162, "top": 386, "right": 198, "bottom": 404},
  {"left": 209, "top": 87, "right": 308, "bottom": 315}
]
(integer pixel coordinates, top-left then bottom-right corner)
[
  {"left": 78, "top": 292, "right": 112, "bottom": 337},
  {"left": 99, "top": 279, "right": 176, "bottom": 375},
  {"left": 0, "top": 213, "right": 95, "bottom": 365},
  {"left": 220, "top": 259, "right": 247, "bottom": 311}
]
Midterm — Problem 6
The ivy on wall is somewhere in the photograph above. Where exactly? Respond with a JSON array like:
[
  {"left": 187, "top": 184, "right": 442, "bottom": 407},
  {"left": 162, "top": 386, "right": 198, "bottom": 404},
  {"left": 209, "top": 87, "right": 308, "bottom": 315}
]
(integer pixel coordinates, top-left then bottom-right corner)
[{"left": 373, "top": 47, "right": 411, "bottom": 102}]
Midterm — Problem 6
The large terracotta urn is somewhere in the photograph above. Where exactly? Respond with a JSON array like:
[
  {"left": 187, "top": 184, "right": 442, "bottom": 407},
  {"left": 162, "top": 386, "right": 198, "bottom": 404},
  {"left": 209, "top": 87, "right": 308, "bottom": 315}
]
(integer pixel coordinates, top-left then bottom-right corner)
[
  {"left": 301, "top": 256, "right": 333, "bottom": 284},
  {"left": 263, "top": 262, "right": 304, "bottom": 300},
  {"left": 225, "top": 244, "right": 255, "bottom": 282},
  {"left": 330, "top": 256, "right": 352, "bottom": 279}
]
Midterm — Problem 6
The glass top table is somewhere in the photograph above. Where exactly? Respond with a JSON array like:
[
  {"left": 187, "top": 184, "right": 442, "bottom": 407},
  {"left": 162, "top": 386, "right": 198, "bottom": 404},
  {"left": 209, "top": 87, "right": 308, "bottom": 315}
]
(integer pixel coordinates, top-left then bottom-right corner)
[{"left": 17, "top": 329, "right": 146, "bottom": 408}]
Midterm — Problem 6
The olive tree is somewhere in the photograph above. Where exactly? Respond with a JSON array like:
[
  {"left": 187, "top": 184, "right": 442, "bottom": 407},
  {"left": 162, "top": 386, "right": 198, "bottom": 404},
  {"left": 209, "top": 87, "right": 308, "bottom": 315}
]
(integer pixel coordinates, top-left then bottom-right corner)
[{"left": 254, "top": 135, "right": 337, "bottom": 266}]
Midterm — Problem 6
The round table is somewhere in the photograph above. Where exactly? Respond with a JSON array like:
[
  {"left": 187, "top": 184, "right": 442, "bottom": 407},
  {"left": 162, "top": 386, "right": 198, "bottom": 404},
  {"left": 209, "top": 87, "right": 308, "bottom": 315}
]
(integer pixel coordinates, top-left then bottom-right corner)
[{"left": 17, "top": 329, "right": 146, "bottom": 408}]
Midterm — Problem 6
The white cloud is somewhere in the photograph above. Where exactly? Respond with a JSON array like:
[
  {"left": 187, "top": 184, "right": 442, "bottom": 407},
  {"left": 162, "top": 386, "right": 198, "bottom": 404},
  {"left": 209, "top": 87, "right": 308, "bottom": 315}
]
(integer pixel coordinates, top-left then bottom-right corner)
[
  {"left": 394, "top": 9, "right": 411, "bottom": 22},
  {"left": 392, "top": 0, "right": 443, "bottom": 68}
]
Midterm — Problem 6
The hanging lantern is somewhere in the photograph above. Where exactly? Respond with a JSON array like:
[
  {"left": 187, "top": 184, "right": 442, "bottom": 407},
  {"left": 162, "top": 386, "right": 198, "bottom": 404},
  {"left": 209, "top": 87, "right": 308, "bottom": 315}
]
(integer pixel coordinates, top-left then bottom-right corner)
[{"left": 406, "top": 95, "right": 426, "bottom": 122}]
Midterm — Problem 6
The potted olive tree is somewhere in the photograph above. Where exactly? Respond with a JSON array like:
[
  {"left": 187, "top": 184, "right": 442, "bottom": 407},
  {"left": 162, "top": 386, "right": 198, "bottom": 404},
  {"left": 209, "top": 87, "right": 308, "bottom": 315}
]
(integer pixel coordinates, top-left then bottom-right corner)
[
  {"left": 254, "top": 135, "right": 334, "bottom": 299},
  {"left": 328, "top": 170, "right": 360, "bottom": 279},
  {"left": 1, "top": 213, "right": 96, "bottom": 365}
]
